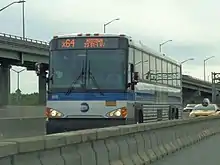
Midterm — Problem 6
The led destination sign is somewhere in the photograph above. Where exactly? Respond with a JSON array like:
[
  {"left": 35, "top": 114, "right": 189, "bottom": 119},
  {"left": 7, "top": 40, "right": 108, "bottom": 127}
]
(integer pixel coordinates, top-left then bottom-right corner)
[{"left": 56, "top": 37, "right": 120, "bottom": 49}]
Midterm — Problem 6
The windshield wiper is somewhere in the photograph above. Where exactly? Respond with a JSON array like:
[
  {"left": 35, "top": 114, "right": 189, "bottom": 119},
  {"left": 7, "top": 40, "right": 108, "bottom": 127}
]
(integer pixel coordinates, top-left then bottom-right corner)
[
  {"left": 66, "top": 61, "right": 85, "bottom": 95},
  {"left": 88, "top": 60, "right": 104, "bottom": 96}
]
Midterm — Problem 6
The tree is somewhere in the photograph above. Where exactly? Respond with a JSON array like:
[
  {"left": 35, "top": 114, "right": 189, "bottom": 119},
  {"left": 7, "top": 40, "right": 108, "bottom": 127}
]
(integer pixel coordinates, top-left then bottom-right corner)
[{"left": 9, "top": 93, "right": 39, "bottom": 105}]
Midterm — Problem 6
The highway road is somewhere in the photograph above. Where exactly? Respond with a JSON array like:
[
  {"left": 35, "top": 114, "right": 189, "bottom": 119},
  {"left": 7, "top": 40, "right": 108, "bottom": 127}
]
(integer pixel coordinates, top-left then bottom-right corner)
[{"left": 152, "top": 133, "right": 220, "bottom": 165}]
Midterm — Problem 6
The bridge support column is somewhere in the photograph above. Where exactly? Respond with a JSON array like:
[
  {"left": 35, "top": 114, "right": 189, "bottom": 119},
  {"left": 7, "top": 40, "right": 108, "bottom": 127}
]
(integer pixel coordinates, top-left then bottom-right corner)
[
  {"left": 0, "top": 63, "right": 10, "bottom": 107},
  {"left": 38, "top": 72, "right": 46, "bottom": 105},
  {"left": 183, "top": 89, "right": 202, "bottom": 106}
]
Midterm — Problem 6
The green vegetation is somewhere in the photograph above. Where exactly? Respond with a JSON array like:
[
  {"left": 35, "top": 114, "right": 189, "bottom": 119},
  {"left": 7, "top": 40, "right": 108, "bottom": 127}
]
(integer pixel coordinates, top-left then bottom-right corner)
[{"left": 9, "top": 93, "right": 39, "bottom": 105}]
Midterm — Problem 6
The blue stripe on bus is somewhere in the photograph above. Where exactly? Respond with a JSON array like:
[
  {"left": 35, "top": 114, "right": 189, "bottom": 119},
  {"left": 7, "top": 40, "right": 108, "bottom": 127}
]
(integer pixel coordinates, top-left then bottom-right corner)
[{"left": 47, "top": 92, "right": 153, "bottom": 101}]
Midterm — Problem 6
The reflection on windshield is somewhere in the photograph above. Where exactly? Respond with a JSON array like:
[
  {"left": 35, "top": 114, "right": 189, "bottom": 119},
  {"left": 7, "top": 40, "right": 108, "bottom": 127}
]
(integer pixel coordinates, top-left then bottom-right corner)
[
  {"left": 50, "top": 50, "right": 86, "bottom": 89},
  {"left": 50, "top": 49, "right": 126, "bottom": 90},
  {"left": 86, "top": 50, "right": 125, "bottom": 90},
  {"left": 194, "top": 105, "right": 215, "bottom": 111}
]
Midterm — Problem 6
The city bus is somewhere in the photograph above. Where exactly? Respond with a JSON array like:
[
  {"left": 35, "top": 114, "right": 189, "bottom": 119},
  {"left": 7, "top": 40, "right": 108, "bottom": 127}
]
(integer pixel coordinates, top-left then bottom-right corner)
[{"left": 35, "top": 33, "right": 182, "bottom": 133}]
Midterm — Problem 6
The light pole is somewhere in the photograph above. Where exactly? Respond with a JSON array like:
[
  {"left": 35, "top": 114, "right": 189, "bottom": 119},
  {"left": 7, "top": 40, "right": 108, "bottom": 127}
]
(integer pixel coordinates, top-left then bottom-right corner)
[
  {"left": 159, "top": 40, "right": 172, "bottom": 52},
  {"left": 180, "top": 58, "right": 194, "bottom": 79},
  {"left": 180, "top": 58, "right": 194, "bottom": 65},
  {"left": 180, "top": 57, "right": 194, "bottom": 81},
  {"left": 103, "top": 18, "right": 120, "bottom": 33},
  {"left": 180, "top": 58, "right": 194, "bottom": 77},
  {"left": 204, "top": 56, "right": 214, "bottom": 81},
  {"left": 180, "top": 58, "right": 194, "bottom": 78},
  {"left": 11, "top": 68, "right": 25, "bottom": 104},
  {"left": 179, "top": 58, "right": 194, "bottom": 107},
  {"left": 0, "top": 1, "right": 25, "bottom": 12},
  {"left": 22, "top": 2, "right": 25, "bottom": 39},
  {"left": 0, "top": 1, "right": 26, "bottom": 38}
]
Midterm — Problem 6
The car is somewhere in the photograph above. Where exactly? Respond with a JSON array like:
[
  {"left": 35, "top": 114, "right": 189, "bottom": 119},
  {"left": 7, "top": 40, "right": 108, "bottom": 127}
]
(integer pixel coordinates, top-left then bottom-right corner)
[
  {"left": 183, "top": 104, "right": 196, "bottom": 112},
  {"left": 189, "top": 103, "right": 220, "bottom": 117}
]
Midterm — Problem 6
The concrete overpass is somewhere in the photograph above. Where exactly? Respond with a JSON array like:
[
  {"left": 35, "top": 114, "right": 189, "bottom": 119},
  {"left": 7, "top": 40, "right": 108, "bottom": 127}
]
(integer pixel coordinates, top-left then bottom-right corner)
[
  {"left": 0, "top": 32, "right": 218, "bottom": 106},
  {"left": 182, "top": 75, "right": 220, "bottom": 105},
  {"left": 182, "top": 74, "right": 217, "bottom": 93},
  {"left": 0, "top": 33, "right": 48, "bottom": 66},
  {"left": 0, "top": 33, "right": 49, "bottom": 106}
]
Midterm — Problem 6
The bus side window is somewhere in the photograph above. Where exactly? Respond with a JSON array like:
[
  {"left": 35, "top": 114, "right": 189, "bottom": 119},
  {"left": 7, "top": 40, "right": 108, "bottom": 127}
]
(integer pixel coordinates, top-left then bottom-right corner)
[
  {"left": 128, "top": 63, "right": 132, "bottom": 84},
  {"left": 128, "top": 47, "right": 134, "bottom": 88}
]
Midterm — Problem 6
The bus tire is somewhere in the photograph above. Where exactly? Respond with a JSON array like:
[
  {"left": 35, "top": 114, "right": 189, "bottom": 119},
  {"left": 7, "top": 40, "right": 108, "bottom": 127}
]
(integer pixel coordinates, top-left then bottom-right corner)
[
  {"left": 175, "top": 108, "right": 179, "bottom": 119},
  {"left": 136, "top": 110, "right": 144, "bottom": 124}
]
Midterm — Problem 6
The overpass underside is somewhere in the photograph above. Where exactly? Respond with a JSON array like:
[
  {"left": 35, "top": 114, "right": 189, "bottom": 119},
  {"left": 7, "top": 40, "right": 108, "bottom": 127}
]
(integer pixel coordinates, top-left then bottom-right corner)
[
  {"left": 182, "top": 88, "right": 212, "bottom": 106},
  {"left": 0, "top": 62, "right": 46, "bottom": 106},
  {"left": 182, "top": 88, "right": 210, "bottom": 106},
  {"left": 182, "top": 87, "right": 220, "bottom": 106}
]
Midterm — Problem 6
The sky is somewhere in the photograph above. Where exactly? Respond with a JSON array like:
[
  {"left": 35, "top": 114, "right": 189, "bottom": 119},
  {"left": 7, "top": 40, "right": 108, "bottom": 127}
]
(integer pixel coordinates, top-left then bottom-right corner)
[{"left": 0, "top": 0, "right": 220, "bottom": 93}]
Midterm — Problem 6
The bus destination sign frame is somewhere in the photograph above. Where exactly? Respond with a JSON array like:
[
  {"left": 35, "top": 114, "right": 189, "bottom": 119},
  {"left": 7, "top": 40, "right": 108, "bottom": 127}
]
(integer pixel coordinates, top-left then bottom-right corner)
[{"left": 56, "top": 37, "right": 120, "bottom": 49}]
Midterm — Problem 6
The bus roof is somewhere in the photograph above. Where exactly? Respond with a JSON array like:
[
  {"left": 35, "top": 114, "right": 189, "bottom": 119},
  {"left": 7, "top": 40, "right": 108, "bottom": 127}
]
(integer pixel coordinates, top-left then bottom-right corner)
[
  {"left": 53, "top": 33, "right": 125, "bottom": 39},
  {"left": 53, "top": 33, "right": 180, "bottom": 65}
]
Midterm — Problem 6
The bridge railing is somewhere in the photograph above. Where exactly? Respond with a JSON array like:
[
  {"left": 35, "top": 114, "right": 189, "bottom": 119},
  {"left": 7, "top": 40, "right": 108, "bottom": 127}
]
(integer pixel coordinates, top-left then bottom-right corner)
[
  {"left": 0, "top": 32, "right": 49, "bottom": 45},
  {"left": 183, "top": 74, "right": 211, "bottom": 84}
]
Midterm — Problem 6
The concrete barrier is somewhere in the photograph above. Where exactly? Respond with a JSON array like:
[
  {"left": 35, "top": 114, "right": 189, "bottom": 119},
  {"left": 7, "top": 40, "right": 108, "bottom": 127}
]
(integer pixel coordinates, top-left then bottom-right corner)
[
  {"left": 0, "top": 116, "right": 220, "bottom": 165},
  {"left": 181, "top": 112, "right": 190, "bottom": 119},
  {"left": 0, "top": 106, "right": 45, "bottom": 118},
  {"left": 0, "top": 117, "right": 46, "bottom": 140}
]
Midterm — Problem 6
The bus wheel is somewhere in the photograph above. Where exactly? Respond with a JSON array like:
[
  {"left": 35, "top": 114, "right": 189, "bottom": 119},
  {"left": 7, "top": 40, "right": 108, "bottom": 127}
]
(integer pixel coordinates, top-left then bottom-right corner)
[
  {"left": 175, "top": 108, "right": 179, "bottom": 119},
  {"left": 136, "top": 110, "right": 143, "bottom": 124}
]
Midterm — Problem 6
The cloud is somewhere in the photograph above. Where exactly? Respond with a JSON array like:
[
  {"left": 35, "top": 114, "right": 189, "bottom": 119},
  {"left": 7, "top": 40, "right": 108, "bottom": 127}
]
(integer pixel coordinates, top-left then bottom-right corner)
[{"left": 1, "top": 0, "right": 220, "bottom": 93}]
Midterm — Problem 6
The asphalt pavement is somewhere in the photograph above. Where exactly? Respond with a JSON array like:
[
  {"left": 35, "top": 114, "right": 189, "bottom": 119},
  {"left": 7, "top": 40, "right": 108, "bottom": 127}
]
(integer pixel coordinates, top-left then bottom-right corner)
[{"left": 152, "top": 133, "right": 220, "bottom": 165}]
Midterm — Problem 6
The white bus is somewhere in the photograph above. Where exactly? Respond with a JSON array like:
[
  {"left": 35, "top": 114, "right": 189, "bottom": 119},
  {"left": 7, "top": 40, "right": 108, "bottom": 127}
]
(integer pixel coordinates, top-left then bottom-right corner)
[{"left": 35, "top": 33, "right": 182, "bottom": 134}]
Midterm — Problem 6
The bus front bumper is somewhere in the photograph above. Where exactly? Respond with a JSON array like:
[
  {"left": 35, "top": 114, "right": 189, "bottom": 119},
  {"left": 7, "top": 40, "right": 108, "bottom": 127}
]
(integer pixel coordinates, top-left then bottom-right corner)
[{"left": 46, "top": 118, "right": 126, "bottom": 134}]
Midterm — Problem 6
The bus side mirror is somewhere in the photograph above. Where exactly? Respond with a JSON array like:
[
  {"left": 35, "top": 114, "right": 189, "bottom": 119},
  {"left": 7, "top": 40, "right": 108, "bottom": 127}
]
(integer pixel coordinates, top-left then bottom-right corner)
[
  {"left": 130, "top": 63, "right": 134, "bottom": 72},
  {"left": 35, "top": 63, "right": 42, "bottom": 76},
  {"left": 134, "top": 72, "right": 139, "bottom": 81},
  {"left": 128, "top": 63, "right": 139, "bottom": 90},
  {"left": 35, "top": 63, "right": 48, "bottom": 77},
  {"left": 133, "top": 72, "right": 139, "bottom": 84}
]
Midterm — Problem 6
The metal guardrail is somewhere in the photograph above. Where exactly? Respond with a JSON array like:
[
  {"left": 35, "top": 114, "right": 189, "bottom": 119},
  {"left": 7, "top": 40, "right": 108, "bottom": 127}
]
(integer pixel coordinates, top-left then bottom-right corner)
[{"left": 0, "top": 32, "right": 49, "bottom": 45}]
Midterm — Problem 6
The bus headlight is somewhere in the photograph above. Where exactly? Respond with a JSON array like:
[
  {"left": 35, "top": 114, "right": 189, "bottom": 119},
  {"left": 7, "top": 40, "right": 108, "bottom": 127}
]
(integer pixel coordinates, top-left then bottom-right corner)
[
  {"left": 106, "top": 107, "right": 127, "bottom": 118},
  {"left": 45, "top": 107, "right": 64, "bottom": 118}
]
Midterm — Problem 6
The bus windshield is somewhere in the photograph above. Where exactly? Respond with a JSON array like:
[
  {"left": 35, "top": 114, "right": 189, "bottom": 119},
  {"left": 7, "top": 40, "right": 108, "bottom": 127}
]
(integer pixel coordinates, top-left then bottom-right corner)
[{"left": 50, "top": 49, "right": 126, "bottom": 91}]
